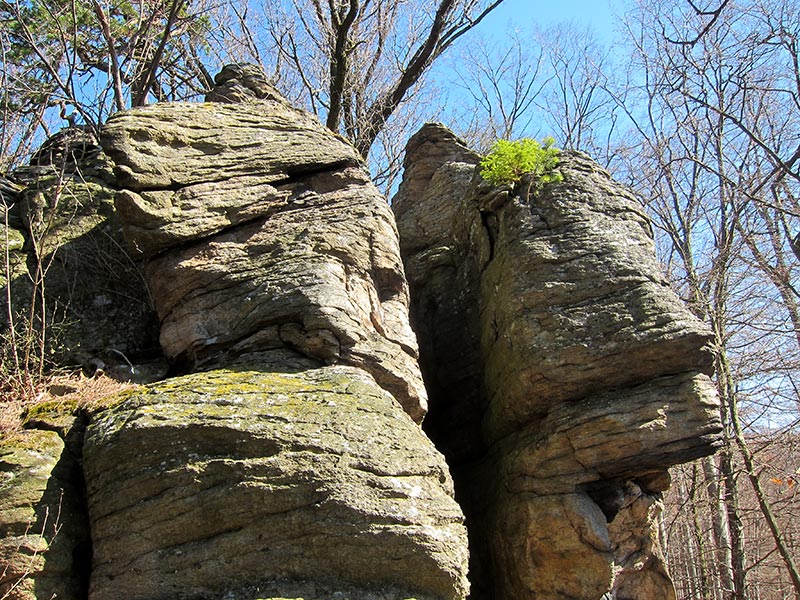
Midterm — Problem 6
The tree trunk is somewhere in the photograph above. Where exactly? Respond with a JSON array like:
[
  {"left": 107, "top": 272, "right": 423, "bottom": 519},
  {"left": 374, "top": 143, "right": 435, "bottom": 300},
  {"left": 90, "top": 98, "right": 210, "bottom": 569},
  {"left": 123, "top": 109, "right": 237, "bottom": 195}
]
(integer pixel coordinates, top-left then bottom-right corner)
[{"left": 703, "top": 455, "right": 735, "bottom": 599}]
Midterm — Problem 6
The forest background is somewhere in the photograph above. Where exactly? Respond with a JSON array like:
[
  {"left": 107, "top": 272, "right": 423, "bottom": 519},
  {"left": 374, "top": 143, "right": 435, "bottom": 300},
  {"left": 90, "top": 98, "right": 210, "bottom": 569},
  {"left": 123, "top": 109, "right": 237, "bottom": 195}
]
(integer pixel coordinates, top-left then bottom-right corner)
[{"left": 1, "top": 0, "right": 798, "bottom": 598}]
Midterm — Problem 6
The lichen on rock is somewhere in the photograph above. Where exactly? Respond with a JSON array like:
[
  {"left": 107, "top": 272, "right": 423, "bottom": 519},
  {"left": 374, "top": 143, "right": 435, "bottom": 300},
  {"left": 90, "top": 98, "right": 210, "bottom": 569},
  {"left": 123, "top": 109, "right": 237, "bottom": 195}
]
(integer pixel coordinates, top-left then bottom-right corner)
[
  {"left": 83, "top": 364, "right": 469, "bottom": 600},
  {"left": 1, "top": 77, "right": 727, "bottom": 600},
  {"left": 101, "top": 95, "right": 427, "bottom": 422},
  {"left": 0, "top": 429, "right": 90, "bottom": 600}
]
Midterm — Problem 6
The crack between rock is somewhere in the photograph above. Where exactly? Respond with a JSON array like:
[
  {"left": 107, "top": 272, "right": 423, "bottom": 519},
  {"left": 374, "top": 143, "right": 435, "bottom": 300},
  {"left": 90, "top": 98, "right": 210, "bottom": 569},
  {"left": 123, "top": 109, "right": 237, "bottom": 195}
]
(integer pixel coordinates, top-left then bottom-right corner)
[
  {"left": 132, "top": 158, "right": 360, "bottom": 194},
  {"left": 133, "top": 158, "right": 361, "bottom": 262},
  {"left": 564, "top": 432, "right": 592, "bottom": 474},
  {"left": 479, "top": 211, "right": 496, "bottom": 264}
]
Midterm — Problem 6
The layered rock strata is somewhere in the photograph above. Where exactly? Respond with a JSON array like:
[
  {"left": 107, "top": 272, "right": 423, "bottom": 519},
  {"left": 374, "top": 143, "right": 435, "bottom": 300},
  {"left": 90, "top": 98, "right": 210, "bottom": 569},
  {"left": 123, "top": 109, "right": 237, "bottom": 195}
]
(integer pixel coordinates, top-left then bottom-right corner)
[
  {"left": 0, "top": 132, "right": 162, "bottom": 600},
  {"left": 1, "top": 80, "right": 726, "bottom": 600},
  {"left": 204, "top": 63, "right": 283, "bottom": 103},
  {"left": 83, "top": 362, "right": 467, "bottom": 600},
  {"left": 0, "top": 428, "right": 90, "bottom": 600},
  {"left": 79, "top": 84, "right": 467, "bottom": 599},
  {"left": 101, "top": 97, "right": 426, "bottom": 421},
  {"left": 392, "top": 123, "right": 723, "bottom": 600}
]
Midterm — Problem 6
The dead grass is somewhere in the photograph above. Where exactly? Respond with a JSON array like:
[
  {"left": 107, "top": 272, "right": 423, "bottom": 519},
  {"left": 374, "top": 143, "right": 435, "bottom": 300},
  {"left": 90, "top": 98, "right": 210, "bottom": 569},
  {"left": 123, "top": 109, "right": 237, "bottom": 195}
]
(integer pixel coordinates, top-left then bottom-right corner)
[{"left": 0, "top": 370, "right": 137, "bottom": 434}]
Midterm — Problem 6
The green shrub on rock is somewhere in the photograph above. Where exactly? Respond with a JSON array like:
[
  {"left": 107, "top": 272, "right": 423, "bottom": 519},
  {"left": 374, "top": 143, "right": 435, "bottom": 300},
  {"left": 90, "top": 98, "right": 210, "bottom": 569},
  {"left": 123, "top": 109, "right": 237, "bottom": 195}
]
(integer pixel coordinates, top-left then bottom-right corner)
[{"left": 480, "top": 137, "right": 563, "bottom": 189}]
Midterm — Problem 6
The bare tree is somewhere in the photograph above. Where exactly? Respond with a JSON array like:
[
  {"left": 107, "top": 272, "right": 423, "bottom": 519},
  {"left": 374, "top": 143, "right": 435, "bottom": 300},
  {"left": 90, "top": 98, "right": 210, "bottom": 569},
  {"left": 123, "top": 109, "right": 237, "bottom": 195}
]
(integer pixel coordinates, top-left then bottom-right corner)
[
  {"left": 616, "top": 0, "right": 800, "bottom": 597},
  {"left": 446, "top": 23, "right": 622, "bottom": 165},
  {"left": 532, "top": 24, "right": 619, "bottom": 161},
  {"left": 216, "top": 0, "right": 506, "bottom": 160},
  {"left": 445, "top": 29, "right": 547, "bottom": 152}
]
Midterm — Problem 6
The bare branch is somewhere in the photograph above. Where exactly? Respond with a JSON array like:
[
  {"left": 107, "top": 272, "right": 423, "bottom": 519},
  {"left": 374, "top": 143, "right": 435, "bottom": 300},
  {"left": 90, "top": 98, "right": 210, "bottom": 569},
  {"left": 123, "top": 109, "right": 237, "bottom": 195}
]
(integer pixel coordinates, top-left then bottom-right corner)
[{"left": 665, "top": 0, "right": 732, "bottom": 46}]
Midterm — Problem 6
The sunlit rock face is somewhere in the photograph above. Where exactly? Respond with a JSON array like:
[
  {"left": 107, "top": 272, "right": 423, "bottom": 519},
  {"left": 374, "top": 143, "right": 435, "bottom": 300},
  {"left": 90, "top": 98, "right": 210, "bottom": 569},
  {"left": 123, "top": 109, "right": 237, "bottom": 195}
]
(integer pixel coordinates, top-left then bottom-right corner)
[
  {"left": 79, "top": 82, "right": 469, "bottom": 600},
  {"left": 393, "top": 123, "right": 723, "bottom": 600},
  {"left": 83, "top": 363, "right": 468, "bottom": 600},
  {"left": 101, "top": 93, "right": 427, "bottom": 423},
  {"left": 2, "top": 70, "right": 722, "bottom": 600}
]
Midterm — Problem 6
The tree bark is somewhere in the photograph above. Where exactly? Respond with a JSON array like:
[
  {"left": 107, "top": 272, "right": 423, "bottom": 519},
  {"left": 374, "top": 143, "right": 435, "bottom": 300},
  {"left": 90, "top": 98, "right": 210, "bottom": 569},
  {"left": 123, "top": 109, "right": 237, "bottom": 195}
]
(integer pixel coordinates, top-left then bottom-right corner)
[
  {"left": 325, "top": 0, "right": 359, "bottom": 132},
  {"left": 703, "top": 455, "right": 736, "bottom": 599}
]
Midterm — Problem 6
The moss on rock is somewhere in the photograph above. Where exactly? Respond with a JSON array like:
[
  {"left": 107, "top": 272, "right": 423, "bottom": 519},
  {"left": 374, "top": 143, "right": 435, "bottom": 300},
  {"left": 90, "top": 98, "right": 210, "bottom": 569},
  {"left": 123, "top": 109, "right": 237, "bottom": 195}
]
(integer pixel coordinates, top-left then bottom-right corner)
[
  {"left": 0, "top": 429, "right": 89, "bottom": 600},
  {"left": 84, "top": 364, "right": 469, "bottom": 600}
]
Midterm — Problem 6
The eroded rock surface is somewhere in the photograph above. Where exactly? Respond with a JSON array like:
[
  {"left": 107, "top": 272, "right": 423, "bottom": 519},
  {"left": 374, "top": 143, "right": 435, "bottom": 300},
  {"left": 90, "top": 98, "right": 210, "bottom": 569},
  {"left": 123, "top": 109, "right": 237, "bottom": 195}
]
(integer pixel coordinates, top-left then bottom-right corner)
[
  {"left": 393, "top": 123, "right": 723, "bottom": 599},
  {"left": 75, "top": 87, "right": 462, "bottom": 599},
  {"left": 101, "top": 98, "right": 427, "bottom": 421},
  {"left": 204, "top": 62, "right": 284, "bottom": 104},
  {"left": 389, "top": 125, "right": 485, "bottom": 463},
  {"left": 83, "top": 362, "right": 468, "bottom": 600},
  {"left": 3, "top": 89, "right": 725, "bottom": 600}
]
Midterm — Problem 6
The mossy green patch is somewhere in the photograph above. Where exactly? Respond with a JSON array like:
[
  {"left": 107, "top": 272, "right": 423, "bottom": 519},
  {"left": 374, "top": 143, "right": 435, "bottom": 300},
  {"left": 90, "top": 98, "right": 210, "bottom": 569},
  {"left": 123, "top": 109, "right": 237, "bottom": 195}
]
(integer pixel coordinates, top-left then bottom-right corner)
[
  {"left": 21, "top": 398, "right": 80, "bottom": 424},
  {"left": 129, "top": 367, "right": 366, "bottom": 404},
  {"left": 480, "top": 137, "right": 563, "bottom": 191},
  {"left": 0, "top": 427, "right": 62, "bottom": 455},
  {"left": 89, "top": 366, "right": 394, "bottom": 439},
  {"left": 2, "top": 225, "right": 25, "bottom": 252}
]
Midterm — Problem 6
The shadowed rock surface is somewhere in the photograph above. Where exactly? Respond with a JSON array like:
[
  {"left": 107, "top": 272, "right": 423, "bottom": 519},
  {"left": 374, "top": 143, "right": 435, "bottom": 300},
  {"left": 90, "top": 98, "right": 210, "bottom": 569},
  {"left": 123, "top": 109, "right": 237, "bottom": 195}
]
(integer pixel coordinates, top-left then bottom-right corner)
[
  {"left": 393, "top": 123, "right": 723, "bottom": 600},
  {"left": 1, "top": 134, "right": 161, "bottom": 378},
  {"left": 389, "top": 125, "right": 486, "bottom": 464},
  {"left": 0, "top": 429, "right": 90, "bottom": 600}
]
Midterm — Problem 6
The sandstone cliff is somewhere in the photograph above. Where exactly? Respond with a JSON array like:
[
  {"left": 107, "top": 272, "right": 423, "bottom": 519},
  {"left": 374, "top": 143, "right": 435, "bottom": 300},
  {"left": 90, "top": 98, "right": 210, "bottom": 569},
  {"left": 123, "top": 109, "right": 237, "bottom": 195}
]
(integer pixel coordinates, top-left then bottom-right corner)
[{"left": 1, "top": 67, "right": 721, "bottom": 600}]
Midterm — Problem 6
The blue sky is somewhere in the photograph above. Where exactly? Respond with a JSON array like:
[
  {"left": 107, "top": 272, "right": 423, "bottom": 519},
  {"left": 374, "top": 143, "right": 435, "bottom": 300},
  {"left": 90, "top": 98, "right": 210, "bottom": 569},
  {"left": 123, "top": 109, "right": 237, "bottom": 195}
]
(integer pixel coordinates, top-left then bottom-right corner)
[
  {"left": 480, "top": 0, "right": 628, "bottom": 44},
  {"left": 430, "top": 0, "right": 634, "bottom": 149}
]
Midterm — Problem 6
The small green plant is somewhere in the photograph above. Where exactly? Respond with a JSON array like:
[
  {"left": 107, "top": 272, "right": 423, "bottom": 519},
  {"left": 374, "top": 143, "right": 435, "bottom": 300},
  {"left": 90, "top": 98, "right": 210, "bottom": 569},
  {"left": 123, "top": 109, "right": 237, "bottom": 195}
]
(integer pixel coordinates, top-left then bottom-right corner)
[{"left": 480, "top": 137, "right": 563, "bottom": 190}]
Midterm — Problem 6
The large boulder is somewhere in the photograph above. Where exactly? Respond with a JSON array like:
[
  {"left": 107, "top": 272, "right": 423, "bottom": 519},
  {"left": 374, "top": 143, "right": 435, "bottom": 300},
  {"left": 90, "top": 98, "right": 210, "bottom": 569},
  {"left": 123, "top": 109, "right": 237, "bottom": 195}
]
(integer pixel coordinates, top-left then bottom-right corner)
[
  {"left": 393, "top": 124, "right": 723, "bottom": 599},
  {"left": 101, "top": 100, "right": 361, "bottom": 194},
  {"left": 83, "top": 361, "right": 468, "bottom": 600},
  {"left": 471, "top": 151, "right": 715, "bottom": 442},
  {"left": 100, "top": 98, "right": 427, "bottom": 422},
  {"left": 79, "top": 85, "right": 460, "bottom": 599}
]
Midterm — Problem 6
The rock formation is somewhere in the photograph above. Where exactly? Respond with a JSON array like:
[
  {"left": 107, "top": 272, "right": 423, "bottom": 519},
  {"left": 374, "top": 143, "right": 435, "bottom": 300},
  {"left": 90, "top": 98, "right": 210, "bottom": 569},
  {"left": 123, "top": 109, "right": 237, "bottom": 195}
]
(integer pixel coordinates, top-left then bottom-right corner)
[
  {"left": 1, "top": 69, "right": 723, "bottom": 600},
  {"left": 392, "top": 123, "right": 723, "bottom": 599},
  {"left": 76, "top": 79, "right": 465, "bottom": 599},
  {"left": 204, "top": 63, "right": 283, "bottom": 104},
  {"left": 0, "top": 428, "right": 90, "bottom": 600},
  {"left": 2, "top": 74, "right": 467, "bottom": 600},
  {"left": 101, "top": 94, "right": 426, "bottom": 421},
  {"left": 83, "top": 363, "right": 466, "bottom": 600}
]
